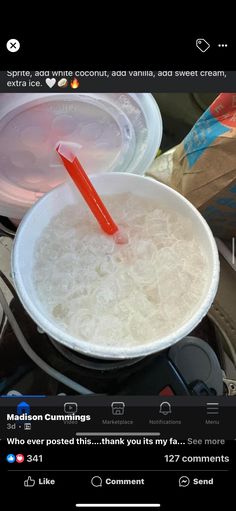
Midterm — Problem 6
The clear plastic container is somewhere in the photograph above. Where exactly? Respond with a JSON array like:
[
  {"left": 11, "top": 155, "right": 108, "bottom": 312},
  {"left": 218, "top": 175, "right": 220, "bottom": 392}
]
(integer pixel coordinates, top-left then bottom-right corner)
[{"left": 0, "top": 93, "right": 162, "bottom": 219}]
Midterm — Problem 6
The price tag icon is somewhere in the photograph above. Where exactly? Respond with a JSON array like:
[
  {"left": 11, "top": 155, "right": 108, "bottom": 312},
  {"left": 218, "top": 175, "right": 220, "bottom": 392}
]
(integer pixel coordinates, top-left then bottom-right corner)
[{"left": 196, "top": 38, "right": 210, "bottom": 52}]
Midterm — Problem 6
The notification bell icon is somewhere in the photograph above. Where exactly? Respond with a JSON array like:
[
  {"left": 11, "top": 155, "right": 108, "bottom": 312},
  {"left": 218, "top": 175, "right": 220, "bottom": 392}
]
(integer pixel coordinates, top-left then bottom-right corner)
[{"left": 159, "top": 401, "right": 172, "bottom": 415}]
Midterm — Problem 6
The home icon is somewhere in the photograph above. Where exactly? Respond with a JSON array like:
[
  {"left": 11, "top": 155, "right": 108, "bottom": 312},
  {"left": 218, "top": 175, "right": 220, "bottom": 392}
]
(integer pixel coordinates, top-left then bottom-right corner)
[{"left": 17, "top": 401, "right": 30, "bottom": 415}]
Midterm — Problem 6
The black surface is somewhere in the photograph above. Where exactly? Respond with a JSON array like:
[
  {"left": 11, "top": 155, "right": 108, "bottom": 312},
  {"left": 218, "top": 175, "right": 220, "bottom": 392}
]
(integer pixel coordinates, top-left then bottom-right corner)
[
  {"left": 0, "top": 295, "right": 222, "bottom": 396},
  {"left": 0, "top": 23, "right": 235, "bottom": 69}
]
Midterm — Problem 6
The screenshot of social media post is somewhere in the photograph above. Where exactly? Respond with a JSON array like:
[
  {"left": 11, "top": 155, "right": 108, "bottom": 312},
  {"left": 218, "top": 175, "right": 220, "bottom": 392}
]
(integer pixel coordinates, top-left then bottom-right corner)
[
  {"left": 0, "top": 89, "right": 235, "bottom": 397},
  {"left": 0, "top": 67, "right": 235, "bottom": 508},
  {"left": 1, "top": 395, "right": 235, "bottom": 507}
]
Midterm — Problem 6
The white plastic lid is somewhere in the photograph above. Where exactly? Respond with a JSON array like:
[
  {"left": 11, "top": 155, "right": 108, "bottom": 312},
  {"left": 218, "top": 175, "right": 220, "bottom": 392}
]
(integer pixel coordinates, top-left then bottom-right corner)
[{"left": 0, "top": 93, "right": 162, "bottom": 218}]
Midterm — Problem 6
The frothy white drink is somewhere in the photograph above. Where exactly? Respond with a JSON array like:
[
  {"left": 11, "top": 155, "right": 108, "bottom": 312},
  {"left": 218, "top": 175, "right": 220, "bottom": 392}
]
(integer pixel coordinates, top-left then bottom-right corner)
[{"left": 33, "top": 193, "right": 209, "bottom": 348}]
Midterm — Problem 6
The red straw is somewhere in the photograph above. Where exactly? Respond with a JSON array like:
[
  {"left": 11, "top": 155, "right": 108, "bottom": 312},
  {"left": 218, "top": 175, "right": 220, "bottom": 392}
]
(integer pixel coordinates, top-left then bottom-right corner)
[{"left": 56, "top": 143, "right": 118, "bottom": 236}]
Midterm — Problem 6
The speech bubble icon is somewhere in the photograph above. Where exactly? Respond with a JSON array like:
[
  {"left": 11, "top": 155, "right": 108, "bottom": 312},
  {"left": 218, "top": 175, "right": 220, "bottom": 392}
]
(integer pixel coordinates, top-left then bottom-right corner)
[
  {"left": 91, "top": 476, "right": 102, "bottom": 488},
  {"left": 179, "top": 476, "right": 190, "bottom": 487}
]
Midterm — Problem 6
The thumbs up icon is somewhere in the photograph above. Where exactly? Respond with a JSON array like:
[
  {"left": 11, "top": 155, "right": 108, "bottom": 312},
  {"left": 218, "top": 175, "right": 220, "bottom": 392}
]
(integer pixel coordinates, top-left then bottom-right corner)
[{"left": 24, "top": 476, "right": 35, "bottom": 487}]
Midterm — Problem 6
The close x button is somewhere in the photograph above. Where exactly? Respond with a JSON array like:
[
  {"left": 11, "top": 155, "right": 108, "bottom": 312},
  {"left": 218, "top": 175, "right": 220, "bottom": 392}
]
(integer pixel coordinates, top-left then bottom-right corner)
[{"left": 6, "top": 39, "right": 20, "bottom": 53}]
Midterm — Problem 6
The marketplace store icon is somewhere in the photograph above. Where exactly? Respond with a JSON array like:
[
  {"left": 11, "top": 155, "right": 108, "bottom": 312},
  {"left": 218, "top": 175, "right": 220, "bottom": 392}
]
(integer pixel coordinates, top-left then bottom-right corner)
[
  {"left": 111, "top": 402, "right": 125, "bottom": 416},
  {"left": 17, "top": 401, "right": 30, "bottom": 415}
]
